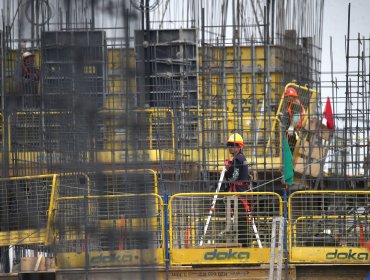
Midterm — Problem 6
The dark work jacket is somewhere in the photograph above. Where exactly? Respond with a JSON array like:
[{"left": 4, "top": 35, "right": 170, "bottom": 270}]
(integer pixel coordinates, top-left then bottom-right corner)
[{"left": 225, "top": 151, "right": 250, "bottom": 192}]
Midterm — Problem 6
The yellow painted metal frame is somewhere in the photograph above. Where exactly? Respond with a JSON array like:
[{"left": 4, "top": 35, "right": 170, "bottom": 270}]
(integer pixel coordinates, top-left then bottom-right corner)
[
  {"left": 288, "top": 190, "right": 370, "bottom": 264},
  {"left": 168, "top": 192, "right": 283, "bottom": 265},
  {"left": 275, "top": 83, "right": 318, "bottom": 129},
  {"left": 99, "top": 108, "right": 175, "bottom": 150},
  {"left": 45, "top": 174, "right": 59, "bottom": 244},
  {"left": 0, "top": 174, "right": 58, "bottom": 246},
  {"left": 270, "top": 82, "right": 318, "bottom": 165}
]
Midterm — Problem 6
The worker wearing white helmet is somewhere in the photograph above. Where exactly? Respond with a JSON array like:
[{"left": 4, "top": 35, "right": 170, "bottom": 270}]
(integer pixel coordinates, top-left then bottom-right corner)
[
  {"left": 22, "top": 51, "right": 34, "bottom": 60},
  {"left": 21, "top": 51, "right": 39, "bottom": 95}
]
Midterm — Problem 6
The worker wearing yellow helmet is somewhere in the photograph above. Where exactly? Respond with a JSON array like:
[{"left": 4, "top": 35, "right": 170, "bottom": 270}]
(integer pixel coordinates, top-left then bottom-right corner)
[
  {"left": 224, "top": 133, "right": 251, "bottom": 247},
  {"left": 225, "top": 133, "right": 250, "bottom": 190}
]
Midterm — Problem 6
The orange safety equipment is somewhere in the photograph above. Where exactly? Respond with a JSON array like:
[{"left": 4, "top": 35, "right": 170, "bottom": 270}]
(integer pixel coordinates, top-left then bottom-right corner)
[
  {"left": 287, "top": 98, "right": 305, "bottom": 129},
  {"left": 285, "top": 87, "right": 298, "bottom": 98},
  {"left": 227, "top": 133, "right": 244, "bottom": 147}
]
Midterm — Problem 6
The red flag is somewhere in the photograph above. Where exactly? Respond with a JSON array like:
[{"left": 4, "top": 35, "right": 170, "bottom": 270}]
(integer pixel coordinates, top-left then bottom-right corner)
[{"left": 322, "top": 97, "right": 334, "bottom": 130}]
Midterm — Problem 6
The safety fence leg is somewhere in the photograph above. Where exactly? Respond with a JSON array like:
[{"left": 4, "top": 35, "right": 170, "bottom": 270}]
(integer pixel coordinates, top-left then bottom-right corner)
[{"left": 269, "top": 217, "right": 284, "bottom": 280}]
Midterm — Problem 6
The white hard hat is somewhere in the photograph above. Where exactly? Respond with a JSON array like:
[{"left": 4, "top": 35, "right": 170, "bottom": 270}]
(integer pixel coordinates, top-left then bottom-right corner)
[{"left": 22, "top": 51, "right": 34, "bottom": 59}]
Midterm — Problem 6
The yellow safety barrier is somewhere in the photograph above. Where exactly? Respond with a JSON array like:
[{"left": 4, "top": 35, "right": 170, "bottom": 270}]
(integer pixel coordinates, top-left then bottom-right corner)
[
  {"left": 0, "top": 174, "right": 58, "bottom": 246},
  {"left": 169, "top": 192, "right": 283, "bottom": 265},
  {"left": 53, "top": 193, "right": 165, "bottom": 268},
  {"left": 289, "top": 190, "right": 370, "bottom": 263}
]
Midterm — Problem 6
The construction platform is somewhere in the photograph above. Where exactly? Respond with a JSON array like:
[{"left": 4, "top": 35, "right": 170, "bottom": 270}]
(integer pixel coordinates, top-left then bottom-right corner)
[{"left": 1, "top": 265, "right": 370, "bottom": 280}]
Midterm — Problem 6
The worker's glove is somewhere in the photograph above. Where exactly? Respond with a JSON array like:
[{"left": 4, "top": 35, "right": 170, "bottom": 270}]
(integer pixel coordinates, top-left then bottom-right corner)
[{"left": 224, "top": 159, "right": 232, "bottom": 171}]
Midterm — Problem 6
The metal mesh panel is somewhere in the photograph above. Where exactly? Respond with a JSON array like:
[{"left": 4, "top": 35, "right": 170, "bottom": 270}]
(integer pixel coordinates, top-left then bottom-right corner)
[
  {"left": 0, "top": 175, "right": 57, "bottom": 246},
  {"left": 170, "top": 192, "right": 282, "bottom": 249},
  {"left": 7, "top": 0, "right": 370, "bottom": 272},
  {"left": 90, "top": 169, "right": 158, "bottom": 195},
  {"left": 290, "top": 191, "right": 370, "bottom": 248},
  {"left": 59, "top": 173, "right": 90, "bottom": 197},
  {"left": 11, "top": 112, "right": 41, "bottom": 151},
  {"left": 96, "top": 109, "right": 173, "bottom": 151},
  {"left": 54, "top": 194, "right": 163, "bottom": 257}
]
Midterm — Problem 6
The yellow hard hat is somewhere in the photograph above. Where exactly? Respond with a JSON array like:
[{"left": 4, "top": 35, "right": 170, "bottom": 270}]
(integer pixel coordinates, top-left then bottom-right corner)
[{"left": 227, "top": 133, "right": 244, "bottom": 147}]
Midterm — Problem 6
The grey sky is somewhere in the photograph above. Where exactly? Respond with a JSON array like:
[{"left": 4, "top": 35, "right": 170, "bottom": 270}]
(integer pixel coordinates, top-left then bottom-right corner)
[
  {"left": 322, "top": 0, "right": 370, "bottom": 73},
  {"left": 321, "top": 0, "right": 370, "bottom": 123}
]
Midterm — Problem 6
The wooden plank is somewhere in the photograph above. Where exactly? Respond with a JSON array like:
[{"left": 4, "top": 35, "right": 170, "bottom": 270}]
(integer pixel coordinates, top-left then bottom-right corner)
[
  {"left": 54, "top": 266, "right": 297, "bottom": 280},
  {"left": 34, "top": 255, "right": 43, "bottom": 271}
]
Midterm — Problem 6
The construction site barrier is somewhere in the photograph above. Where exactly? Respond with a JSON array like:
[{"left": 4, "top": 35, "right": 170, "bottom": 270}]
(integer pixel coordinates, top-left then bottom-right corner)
[
  {"left": 3, "top": 175, "right": 370, "bottom": 269},
  {"left": 289, "top": 190, "right": 370, "bottom": 264},
  {"left": 168, "top": 192, "right": 283, "bottom": 265},
  {"left": 0, "top": 174, "right": 58, "bottom": 247},
  {"left": 53, "top": 193, "right": 165, "bottom": 269}
]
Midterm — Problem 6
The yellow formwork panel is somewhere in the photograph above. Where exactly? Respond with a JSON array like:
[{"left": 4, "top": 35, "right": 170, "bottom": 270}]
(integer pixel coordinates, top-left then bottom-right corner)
[
  {"left": 198, "top": 72, "right": 283, "bottom": 118},
  {"left": 96, "top": 149, "right": 176, "bottom": 163},
  {"left": 9, "top": 151, "right": 87, "bottom": 165},
  {"left": 106, "top": 48, "right": 137, "bottom": 110},
  {"left": 0, "top": 229, "right": 46, "bottom": 247},
  {"left": 107, "top": 78, "right": 136, "bottom": 94},
  {"left": 169, "top": 192, "right": 283, "bottom": 265},
  {"left": 206, "top": 149, "right": 282, "bottom": 171},
  {"left": 199, "top": 46, "right": 282, "bottom": 69},
  {"left": 107, "top": 49, "right": 136, "bottom": 70}
]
